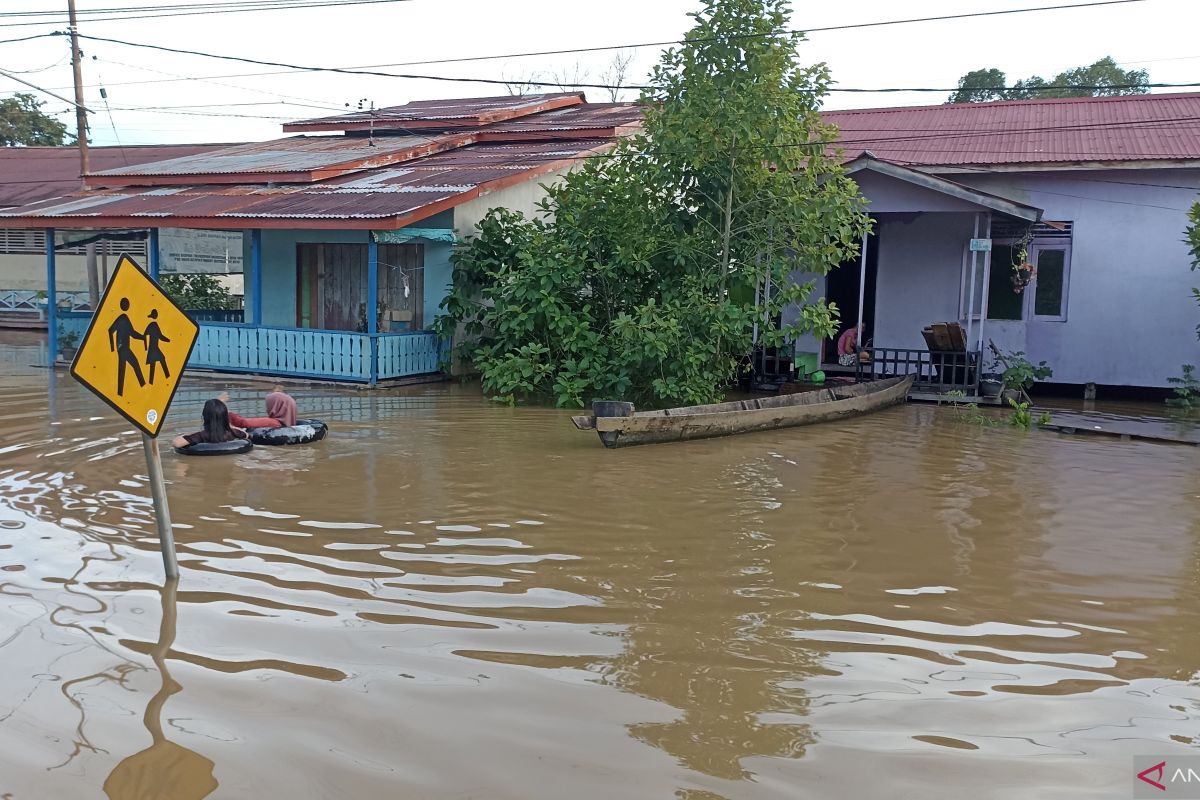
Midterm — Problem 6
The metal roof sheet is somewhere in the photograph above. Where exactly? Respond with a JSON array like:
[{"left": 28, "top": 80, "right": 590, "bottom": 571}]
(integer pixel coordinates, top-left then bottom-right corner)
[
  {"left": 88, "top": 133, "right": 470, "bottom": 183},
  {"left": 0, "top": 143, "right": 234, "bottom": 207},
  {"left": 823, "top": 92, "right": 1200, "bottom": 166},
  {"left": 477, "top": 103, "right": 642, "bottom": 136},
  {"left": 283, "top": 93, "right": 585, "bottom": 132},
  {"left": 0, "top": 139, "right": 611, "bottom": 228}
]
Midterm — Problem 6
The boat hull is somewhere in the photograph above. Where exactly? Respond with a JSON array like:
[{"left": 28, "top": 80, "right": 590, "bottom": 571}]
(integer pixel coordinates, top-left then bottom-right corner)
[{"left": 571, "top": 375, "right": 914, "bottom": 448}]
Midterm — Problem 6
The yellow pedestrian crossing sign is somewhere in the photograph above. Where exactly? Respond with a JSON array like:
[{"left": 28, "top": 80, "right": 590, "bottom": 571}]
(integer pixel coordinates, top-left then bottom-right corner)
[{"left": 70, "top": 255, "right": 199, "bottom": 438}]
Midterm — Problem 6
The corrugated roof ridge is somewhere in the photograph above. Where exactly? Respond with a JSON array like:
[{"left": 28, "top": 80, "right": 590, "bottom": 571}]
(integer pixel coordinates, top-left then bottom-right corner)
[{"left": 823, "top": 90, "right": 1200, "bottom": 117}]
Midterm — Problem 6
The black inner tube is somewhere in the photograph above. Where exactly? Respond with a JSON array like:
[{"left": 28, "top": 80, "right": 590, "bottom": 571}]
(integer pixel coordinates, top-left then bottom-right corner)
[
  {"left": 173, "top": 438, "right": 253, "bottom": 457},
  {"left": 246, "top": 419, "right": 329, "bottom": 446}
]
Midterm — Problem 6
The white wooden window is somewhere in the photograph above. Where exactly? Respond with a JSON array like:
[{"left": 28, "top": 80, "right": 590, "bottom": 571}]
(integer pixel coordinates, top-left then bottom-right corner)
[{"left": 982, "top": 222, "right": 1073, "bottom": 323}]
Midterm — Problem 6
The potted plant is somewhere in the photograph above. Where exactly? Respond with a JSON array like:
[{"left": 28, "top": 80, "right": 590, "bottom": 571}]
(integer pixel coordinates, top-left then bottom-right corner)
[
  {"left": 989, "top": 345, "right": 1052, "bottom": 404},
  {"left": 58, "top": 325, "right": 80, "bottom": 362}
]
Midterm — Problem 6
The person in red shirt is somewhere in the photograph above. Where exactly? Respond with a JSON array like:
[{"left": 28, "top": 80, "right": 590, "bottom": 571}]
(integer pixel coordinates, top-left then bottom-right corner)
[{"left": 219, "top": 386, "right": 298, "bottom": 429}]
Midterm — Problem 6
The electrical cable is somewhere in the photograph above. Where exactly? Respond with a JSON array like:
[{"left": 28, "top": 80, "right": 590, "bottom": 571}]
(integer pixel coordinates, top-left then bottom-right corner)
[{"left": 67, "top": 31, "right": 1194, "bottom": 95}]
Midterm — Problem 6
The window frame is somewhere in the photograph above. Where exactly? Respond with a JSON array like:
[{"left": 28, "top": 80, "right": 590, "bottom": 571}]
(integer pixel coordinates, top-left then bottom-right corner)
[
  {"left": 1027, "top": 242, "right": 1071, "bottom": 322},
  {"left": 979, "top": 237, "right": 1072, "bottom": 324}
]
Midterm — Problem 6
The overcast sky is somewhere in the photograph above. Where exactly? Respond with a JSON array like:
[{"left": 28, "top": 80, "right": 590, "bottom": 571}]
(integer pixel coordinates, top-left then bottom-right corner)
[{"left": 0, "top": 0, "right": 1192, "bottom": 146}]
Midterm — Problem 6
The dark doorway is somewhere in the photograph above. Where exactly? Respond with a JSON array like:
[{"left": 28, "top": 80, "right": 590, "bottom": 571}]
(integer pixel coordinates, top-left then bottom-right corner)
[{"left": 823, "top": 227, "right": 878, "bottom": 364}]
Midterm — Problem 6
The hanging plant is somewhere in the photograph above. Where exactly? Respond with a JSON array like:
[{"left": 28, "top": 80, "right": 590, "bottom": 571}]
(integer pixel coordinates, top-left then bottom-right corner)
[
  {"left": 1010, "top": 260, "right": 1037, "bottom": 293},
  {"left": 1008, "top": 227, "right": 1036, "bottom": 295}
]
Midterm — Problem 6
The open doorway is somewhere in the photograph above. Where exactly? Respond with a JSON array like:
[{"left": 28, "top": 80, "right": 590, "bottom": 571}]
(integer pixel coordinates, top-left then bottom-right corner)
[{"left": 822, "top": 228, "right": 878, "bottom": 365}]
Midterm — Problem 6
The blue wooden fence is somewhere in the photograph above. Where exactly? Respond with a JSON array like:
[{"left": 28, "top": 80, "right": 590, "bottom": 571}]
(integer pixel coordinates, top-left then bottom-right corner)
[
  {"left": 377, "top": 331, "right": 447, "bottom": 379},
  {"left": 52, "top": 312, "right": 444, "bottom": 382},
  {"left": 190, "top": 323, "right": 443, "bottom": 382}
]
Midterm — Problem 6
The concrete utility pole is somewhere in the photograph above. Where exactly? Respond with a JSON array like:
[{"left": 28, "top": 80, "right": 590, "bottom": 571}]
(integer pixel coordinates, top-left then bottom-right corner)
[{"left": 66, "top": 0, "right": 100, "bottom": 308}]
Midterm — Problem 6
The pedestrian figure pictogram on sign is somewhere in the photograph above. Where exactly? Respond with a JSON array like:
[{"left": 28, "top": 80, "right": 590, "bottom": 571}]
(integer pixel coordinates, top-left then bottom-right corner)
[
  {"left": 109, "top": 297, "right": 148, "bottom": 396},
  {"left": 145, "top": 309, "right": 172, "bottom": 383},
  {"left": 70, "top": 255, "right": 198, "bottom": 438}
]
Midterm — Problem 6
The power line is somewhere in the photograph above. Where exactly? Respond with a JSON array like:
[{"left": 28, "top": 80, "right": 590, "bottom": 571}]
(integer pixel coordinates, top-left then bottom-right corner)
[
  {"left": 0, "top": 0, "right": 422, "bottom": 28},
  {"left": 8, "top": 0, "right": 406, "bottom": 14},
  {"left": 69, "top": 31, "right": 1200, "bottom": 95},
  {"left": 92, "top": 54, "right": 346, "bottom": 110},
  {"left": 0, "top": 65, "right": 90, "bottom": 110},
  {"left": 0, "top": 32, "right": 60, "bottom": 46},
  {"left": 0, "top": 0, "right": 1146, "bottom": 43}
]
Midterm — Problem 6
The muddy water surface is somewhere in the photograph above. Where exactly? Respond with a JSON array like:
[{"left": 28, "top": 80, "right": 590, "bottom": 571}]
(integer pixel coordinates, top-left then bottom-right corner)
[{"left": 2, "top": 336, "right": 1199, "bottom": 799}]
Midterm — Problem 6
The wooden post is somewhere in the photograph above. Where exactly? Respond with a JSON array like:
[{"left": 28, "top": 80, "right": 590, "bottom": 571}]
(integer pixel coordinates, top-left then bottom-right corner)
[{"left": 66, "top": 0, "right": 89, "bottom": 181}]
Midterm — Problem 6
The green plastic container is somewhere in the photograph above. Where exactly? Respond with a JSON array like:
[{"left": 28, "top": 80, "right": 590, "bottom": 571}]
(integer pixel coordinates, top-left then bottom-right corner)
[
  {"left": 794, "top": 351, "right": 819, "bottom": 377},
  {"left": 810, "top": 370, "right": 826, "bottom": 384}
]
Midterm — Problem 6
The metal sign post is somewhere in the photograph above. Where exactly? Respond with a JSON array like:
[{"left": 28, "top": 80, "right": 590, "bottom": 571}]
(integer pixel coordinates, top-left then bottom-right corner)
[
  {"left": 141, "top": 433, "right": 178, "bottom": 581},
  {"left": 69, "top": 254, "right": 197, "bottom": 582}
]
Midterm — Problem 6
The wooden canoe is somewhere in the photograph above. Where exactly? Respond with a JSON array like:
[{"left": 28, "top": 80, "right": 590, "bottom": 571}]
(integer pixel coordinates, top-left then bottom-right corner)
[{"left": 571, "top": 375, "right": 915, "bottom": 448}]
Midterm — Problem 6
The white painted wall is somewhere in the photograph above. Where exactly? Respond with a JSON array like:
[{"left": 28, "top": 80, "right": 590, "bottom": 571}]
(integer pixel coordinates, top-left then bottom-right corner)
[
  {"left": 955, "top": 168, "right": 1200, "bottom": 387},
  {"left": 871, "top": 212, "right": 976, "bottom": 351},
  {"left": 453, "top": 165, "right": 573, "bottom": 238},
  {"left": 786, "top": 167, "right": 1200, "bottom": 388}
]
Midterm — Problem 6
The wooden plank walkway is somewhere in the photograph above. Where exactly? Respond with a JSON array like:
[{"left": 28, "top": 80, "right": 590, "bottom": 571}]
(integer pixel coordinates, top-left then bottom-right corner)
[{"left": 1040, "top": 410, "right": 1200, "bottom": 446}]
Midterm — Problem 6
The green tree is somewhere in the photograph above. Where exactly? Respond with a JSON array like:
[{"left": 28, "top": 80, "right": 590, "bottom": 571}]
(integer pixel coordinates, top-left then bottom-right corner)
[
  {"left": 947, "top": 68, "right": 1009, "bottom": 104},
  {"left": 948, "top": 57, "right": 1149, "bottom": 103},
  {"left": 158, "top": 273, "right": 235, "bottom": 310},
  {"left": 438, "top": 0, "right": 868, "bottom": 408},
  {"left": 0, "top": 93, "right": 71, "bottom": 146}
]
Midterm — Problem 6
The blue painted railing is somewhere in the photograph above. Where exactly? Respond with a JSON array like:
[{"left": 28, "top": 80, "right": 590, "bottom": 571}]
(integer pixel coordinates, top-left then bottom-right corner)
[
  {"left": 377, "top": 330, "right": 446, "bottom": 379},
  {"left": 49, "top": 312, "right": 443, "bottom": 381},
  {"left": 187, "top": 309, "right": 244, "bottom": 323},
  {"left": 189, "top": 323, "right": 443, "bottom": 382},
  {"left": 0, "top": 290, "right": 92, "bottom": 313}
]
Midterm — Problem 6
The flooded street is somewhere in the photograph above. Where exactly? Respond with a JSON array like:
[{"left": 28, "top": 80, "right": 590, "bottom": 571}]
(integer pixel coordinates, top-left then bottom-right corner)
[{"left": 2, "top": 335, "right": 1199, "bottom": 799}]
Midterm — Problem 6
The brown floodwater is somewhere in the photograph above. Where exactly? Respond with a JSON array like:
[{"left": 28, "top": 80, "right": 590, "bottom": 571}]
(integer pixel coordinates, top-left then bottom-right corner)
[{"left": 2, "top": 334, "right": 1199, "bottom": 799}]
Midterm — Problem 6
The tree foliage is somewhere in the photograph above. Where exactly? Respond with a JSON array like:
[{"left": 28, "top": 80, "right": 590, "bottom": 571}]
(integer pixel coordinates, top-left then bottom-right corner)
[
  {"left": 948, "top": 57, "right": 1149, "bottom": 104},
  {"left": 0, "top": 93, "right": 71, "bottom": 146},
  {"left": 437, "top": 0, "right": 868, "bottom": 408},
  {"left": 158, "top": 273, "right": 235, "bottom": 310}
]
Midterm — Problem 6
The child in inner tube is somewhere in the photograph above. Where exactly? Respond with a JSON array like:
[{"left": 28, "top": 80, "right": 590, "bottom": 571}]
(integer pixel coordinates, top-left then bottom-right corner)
[
  {"left": 218, "top": 385, "right": 298, "bottom": 430},
  {"left": 173, "top": 398, "right": 249, "bottom": 449}
]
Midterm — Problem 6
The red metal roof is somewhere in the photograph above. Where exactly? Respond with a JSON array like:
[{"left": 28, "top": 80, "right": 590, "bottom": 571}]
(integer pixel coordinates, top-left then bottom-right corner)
[
  {"left": 282, "top": 93, "right": 585, "bottom": 133},
  {"left": 823, "top": 92, "right": 1200, "bottom": 167},
  {"left": 0, "top": 139, "right": 611, "bottom": 230},
  {"left": 0, "top": 143, "right": 235, "bottom": 207}
]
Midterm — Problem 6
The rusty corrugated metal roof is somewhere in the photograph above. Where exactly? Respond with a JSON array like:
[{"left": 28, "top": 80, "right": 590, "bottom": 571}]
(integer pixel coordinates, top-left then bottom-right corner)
[
  {"left": 823, "top": 92, "right": 1200, "bottom": 167},
  {"left": 88, "top": 133, "right": 473, "bottom": 185},
  {"left": 478, "top": 103, "right": 642, "bottom": 137},
  {"left": 0, "top": 143, "right": 236, "bottom": 207},
  {"left": 283, "top": 93, "right": 585, "bottom": 133},
  {"left": 0, "top": 139, "right": 611, "bottom": 229}
]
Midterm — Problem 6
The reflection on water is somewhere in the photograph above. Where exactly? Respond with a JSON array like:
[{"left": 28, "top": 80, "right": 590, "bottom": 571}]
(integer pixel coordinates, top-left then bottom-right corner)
[
  {"left": 104, "top": 580, "right": 217, "bottom": 800},
  {"left": 1, "top": 333, "right": 1199, "bottom": 799}
]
